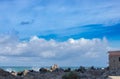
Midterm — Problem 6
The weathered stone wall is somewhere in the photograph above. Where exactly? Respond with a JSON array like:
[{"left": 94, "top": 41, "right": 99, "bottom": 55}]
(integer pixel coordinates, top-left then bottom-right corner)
[{"left": 109, "top": 55, "right": 120, "bottom": 69}]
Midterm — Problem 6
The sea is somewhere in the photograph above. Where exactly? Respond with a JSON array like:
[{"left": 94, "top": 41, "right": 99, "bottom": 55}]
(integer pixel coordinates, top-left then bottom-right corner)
[
  {"left": 0, "top": 66, "right": 80, "bottom": 72},
  {"left": 0, "top": 66, "right": 105, "bottom": 72}
]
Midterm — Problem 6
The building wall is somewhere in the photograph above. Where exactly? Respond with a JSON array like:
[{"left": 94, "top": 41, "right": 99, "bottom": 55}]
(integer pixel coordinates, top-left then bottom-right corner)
[
  {"left": 109, "top": 56, "right": 120, "bottom": 69},
  {"left": 108, "top": 76, "right": 120, "bottom": 79},
  {"left": 109, "top": 51, "right": 120, "bottom": 70}
]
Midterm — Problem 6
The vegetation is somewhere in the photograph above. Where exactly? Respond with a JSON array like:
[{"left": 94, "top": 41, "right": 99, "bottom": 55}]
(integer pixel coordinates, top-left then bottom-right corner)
[{"left": 62, "top": 71, "right": 80, "bottom": 79}]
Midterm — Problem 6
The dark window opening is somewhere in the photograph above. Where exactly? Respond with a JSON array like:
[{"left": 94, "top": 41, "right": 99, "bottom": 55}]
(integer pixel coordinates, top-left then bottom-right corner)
[
  {"left": 113, "top": 60, "right": 115, "bottom": 62},
  {"left": 119, "top": 57, "right": 120, "bottom": 62}
]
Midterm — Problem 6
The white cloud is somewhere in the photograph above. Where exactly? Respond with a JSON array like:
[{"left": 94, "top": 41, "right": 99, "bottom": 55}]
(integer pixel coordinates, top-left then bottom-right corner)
[
  {"left": 41, "top": 51, "right": 56, "bottom": 58},
  {"left": 0, "top": 35, "right": 109, "bottom": 66},
  {"left": 0, "top": 35, "right": 108, "bottom": 58}
]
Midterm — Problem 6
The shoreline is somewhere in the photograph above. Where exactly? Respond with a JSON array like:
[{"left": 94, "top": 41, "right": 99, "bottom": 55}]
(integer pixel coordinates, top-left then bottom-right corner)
[
  {"left": 0, "top": 65, "right": 111, "bottom": 79},
  {"left": 0, "top": 66, "right": 106, "bottom": 72},
  {"left": 0, "top": 65, "right": 119, "bottom": 79}
]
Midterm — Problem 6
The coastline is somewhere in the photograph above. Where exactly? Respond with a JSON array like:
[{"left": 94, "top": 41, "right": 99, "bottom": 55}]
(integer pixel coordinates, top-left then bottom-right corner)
[
  {"left": 0, "top": 66, "right": 105, "bottom": 72},
  {"left": 0, "top": 65, "right": 117, "bottom": 79}
]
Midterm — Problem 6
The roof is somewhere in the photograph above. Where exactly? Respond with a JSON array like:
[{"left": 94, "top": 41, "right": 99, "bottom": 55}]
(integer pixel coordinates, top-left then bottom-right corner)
[
  {"left": 108, "top": 51, "right": 120, "bottom": 53},
  {"left": 108, "top": 51, "right": 120, "bottom": 56}
]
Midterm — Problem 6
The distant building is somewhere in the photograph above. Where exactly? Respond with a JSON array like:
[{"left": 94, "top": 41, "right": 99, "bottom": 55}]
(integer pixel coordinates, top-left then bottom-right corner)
[{"left": 109, "top": 51, "right": 120, "bottom": 70}]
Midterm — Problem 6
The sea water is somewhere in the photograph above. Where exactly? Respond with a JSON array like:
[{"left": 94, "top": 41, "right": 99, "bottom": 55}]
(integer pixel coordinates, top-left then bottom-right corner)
[
  {"left": 0, "top": 66, "right": 79, "bottom": 72},
  {"left": 0, "top": 66, "right": 104, "bottom": 72},
  {"left": 0, "top": 66, "right": 39, "bottom": 72}
]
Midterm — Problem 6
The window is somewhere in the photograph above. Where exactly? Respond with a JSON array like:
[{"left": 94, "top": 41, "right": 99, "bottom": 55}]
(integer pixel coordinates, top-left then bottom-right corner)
[{"left": 119, "top": 57, "right": 120, "bottom": 62}]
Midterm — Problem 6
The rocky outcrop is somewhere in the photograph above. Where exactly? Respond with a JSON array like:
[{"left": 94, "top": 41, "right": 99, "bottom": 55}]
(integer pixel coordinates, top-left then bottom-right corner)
[
  {"left": 39, "top": 68, "right": 49, "bottom": 73},
  {"left": 50, "top": 64, "right": 59, "bottom": 71},
  {"left": 0, "top": 66, "right": 120, "bottom": 79},
  {"left": 0, "top": 68, "right": 20, "bottom": 79},
  {"left": 11, "top": 71, "right": 17, "bottom": 76}
]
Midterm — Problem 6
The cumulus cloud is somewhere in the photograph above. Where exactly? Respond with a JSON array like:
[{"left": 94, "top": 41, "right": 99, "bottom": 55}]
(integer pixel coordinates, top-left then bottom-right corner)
[
  {"left": 0, "top": 35, "right": 108, "bottom": 58},
  {"left": 0, "top": 35, "right": 109, "bottom": 66}
]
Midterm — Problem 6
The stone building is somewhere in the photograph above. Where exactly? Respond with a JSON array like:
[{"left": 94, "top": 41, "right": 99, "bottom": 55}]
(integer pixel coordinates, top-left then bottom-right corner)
[{"left": 109, "top": 51, "right": 120, "bottom": 70}]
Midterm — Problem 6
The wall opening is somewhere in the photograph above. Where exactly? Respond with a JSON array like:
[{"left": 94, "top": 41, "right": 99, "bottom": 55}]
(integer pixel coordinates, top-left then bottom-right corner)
[{"left": 119, "top": 57, "right": 120, "bottom": 62}]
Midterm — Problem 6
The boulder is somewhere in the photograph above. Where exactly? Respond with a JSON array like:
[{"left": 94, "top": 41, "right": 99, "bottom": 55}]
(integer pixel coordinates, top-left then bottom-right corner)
[
  {"left": 52, "top": 68, "right": 64, "bottom": 72},
  {"left": 64, "top": 68, "right": 71, "bottom": 72},
  {"left": 17, "top": 70, "right": 29, "bottom": 76},
  {"left": 11, "top": 71, "right": 17, "bottom": 76},
  {"left": 23, "top": 70, "right": 29, "bottom": 76},
  {"left": 0, "top": 68, "right": 18, "bottom": 79},
  {"left": 39, "top": 68, "right": 48, "bottom": 73},
  {"left": 51, "top": 64, "right": 59, "bottom": 71}
]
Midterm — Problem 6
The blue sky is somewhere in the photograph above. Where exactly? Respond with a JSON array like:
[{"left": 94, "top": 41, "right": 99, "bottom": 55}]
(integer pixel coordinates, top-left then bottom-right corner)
[{"left": 0, "top": 0, "right": 120, "bottom": 67}]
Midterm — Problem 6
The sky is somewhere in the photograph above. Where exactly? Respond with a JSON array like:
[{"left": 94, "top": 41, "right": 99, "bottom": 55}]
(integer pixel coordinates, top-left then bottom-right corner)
[{"left": 0, "top": 0, "right": 120, "bottom": 67}]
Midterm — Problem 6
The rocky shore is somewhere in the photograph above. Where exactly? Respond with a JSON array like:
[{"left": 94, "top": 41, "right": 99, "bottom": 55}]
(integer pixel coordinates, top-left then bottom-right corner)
[{"left": 0, "top": 65, "right": 119, "bottom": 79}]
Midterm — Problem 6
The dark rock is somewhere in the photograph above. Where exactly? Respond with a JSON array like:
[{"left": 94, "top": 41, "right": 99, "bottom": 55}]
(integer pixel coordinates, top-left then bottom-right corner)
[
  {"left": 64, "top": 68, "right": 71, "bottom": 72},
  {"left": 29, "top": 70, "right": 34, "bottom": 72},
  {"left": 52, "top": 68, "right": 64, "bottom": 72},
  {"left": 17, "top": 71, "right": 23, "bottom": 76},
  {"left": 39, "top": 68, "right": 48, "bottom": 73},
  {"left": 17, "top": 70, "right": 29, "bottom": 77},
  {"left": 90, "top": 66, "right": 95, "bottom": 70},
  {"left": 75, "top": 66, "right": 86, "bottom": 73},
  {"left": 0, "top": 68, "right": 20, "bottom": 79}
]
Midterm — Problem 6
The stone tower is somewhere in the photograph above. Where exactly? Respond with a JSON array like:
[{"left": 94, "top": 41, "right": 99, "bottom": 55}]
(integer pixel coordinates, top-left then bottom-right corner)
[{"left": 109, "top": 51, "right": 120, "bottom": 70}]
